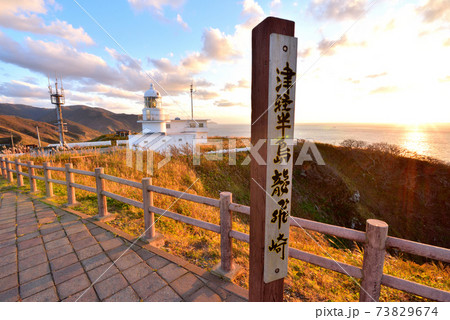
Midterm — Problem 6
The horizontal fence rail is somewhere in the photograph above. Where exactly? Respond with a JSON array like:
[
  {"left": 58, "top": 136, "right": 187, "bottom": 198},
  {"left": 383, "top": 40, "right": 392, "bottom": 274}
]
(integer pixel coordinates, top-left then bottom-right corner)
[
  {"left": 147, "top": 184, "right": 220, "bottom": 207},
  {"left": 149, "top": 205, "right": 221, "bottom": 233},
  {"left": 70, "top": 182, "right": 96, "bottom": 193},
  {"left": 69, "top": 168, "right": 95, "bottom": 177},
  {"left": 0, "top": 155, "right": 449, "bottom": 302},
  {"left": 100, "top": 173, "right": 143, "bottom": 189},
  {"left": 385, "top": 237, "right": 450, "bottom": 263},
  {"left": 102, "top": 190, "right": 144, "bottom": 209}
]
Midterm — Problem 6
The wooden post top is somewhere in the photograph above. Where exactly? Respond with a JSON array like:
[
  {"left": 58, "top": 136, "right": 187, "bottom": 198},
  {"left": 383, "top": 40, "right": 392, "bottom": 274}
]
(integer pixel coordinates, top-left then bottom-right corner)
[
  {"left": 220, "top": 191, "right": 232, "bottom": 197},
  {"left": 252, "top": 17, "right": 295, "bottom": 37},
  {"left": 367, "top": 219, "right": 389, "bottom": 228},
  {"left": 95, "top": 167, "right": 104, "bottom": 174}
]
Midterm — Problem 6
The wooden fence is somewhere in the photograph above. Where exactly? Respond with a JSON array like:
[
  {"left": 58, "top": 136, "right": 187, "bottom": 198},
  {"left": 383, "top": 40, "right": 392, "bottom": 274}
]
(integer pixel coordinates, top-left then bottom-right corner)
[{"left": 0, "top": 156, "right": 449, "bottom": 302}]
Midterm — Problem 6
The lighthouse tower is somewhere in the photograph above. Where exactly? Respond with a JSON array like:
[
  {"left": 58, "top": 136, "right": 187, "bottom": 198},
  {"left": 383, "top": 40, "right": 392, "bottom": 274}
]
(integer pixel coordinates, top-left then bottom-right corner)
[
  {"left": 138, "top": 84, "right": 168, "bottom": 134},
  {"left": 128, "top": 82, "right": 209, "bottom": 152}
]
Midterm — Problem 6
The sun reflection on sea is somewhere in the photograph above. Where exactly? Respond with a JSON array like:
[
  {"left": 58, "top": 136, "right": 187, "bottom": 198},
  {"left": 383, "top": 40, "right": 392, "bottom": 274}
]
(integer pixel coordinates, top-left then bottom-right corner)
[{"left": 401, "top": 126, "right": 430, "bottom": 157}]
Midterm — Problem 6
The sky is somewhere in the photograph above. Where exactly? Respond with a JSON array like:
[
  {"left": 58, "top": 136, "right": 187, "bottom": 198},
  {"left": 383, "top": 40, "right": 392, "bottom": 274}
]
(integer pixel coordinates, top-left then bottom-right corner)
[{"left": 0, "top": 0, "right": 449, "bottom": 125}]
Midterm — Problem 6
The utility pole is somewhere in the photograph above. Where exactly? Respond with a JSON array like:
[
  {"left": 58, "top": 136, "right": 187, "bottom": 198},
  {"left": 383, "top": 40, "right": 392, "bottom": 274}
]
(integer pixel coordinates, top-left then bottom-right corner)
[
  {"left": 36, "top": 126, "right": 42, "bottom": 149},
  {"left": 48, "top": 76, "right": 67, "bottom": 148},
  {"left": 190, "top": 83, "right": 194, "bottom": 120},
  {"left": 10, "top": 132, "right": 15, "bottom": 154}
]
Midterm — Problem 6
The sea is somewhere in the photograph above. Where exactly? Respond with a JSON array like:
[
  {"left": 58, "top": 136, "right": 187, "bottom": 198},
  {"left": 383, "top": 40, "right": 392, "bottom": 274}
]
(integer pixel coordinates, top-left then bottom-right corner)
[{"left": 208, "top": 123, "right": 450, "bottom": 163}]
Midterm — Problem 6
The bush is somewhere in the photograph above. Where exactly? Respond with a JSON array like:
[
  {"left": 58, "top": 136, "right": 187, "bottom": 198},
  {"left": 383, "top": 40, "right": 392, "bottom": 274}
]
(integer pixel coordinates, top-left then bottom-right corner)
[{"left": 340, "top": 139, "right": 367, "bottom": 149}]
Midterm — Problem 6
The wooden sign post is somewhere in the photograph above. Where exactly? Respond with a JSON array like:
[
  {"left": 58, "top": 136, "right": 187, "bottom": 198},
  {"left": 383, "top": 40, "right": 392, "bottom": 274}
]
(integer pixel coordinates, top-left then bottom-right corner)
[{"left": 250, "top": 17, "right": 297, "bottom": 302}]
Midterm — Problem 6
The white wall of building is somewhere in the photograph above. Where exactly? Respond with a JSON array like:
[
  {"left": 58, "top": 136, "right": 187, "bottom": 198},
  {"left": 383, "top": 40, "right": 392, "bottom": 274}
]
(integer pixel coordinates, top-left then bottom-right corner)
[
  {"left": 128, "top": 133, "right": 197, "bottom": 153},
  {"left": 141, "top": 121, "right": 166, "bottom": 134}
]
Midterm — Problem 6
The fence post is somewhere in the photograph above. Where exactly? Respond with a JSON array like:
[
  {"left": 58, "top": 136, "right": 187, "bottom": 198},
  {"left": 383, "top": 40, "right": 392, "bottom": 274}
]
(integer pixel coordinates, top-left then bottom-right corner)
[
  {"left": 212, "top": 191, "right": 241, "bottom": 280},
  {"left": 15, "top": 158, "right": 24, "bottom": 187},
  {"left": 95, "top": 168, "right": 108, "bottom": 218},
  {"left": 43, "top": 162, "right": 54, "bottom": 198},
  {"left": 6, "top": 159, "right": 13, "bottom": 183},
  {"left": 359, "top": 219, "right": 389, "bottom": 302},
  {"left": 28, "top": 161, "right": 37, "bottom": 194},
  {"left": 220, "top": 192, "right": 233, "bottom": 272},
  {"left": 0, "top": 157, "right": 6, "bottom": 179},
  {"left": 142, "top": 178, "right": 155, "bottom": 240},
  {"left": 65, "top": 163, "right": 77, "bottom": 206}
]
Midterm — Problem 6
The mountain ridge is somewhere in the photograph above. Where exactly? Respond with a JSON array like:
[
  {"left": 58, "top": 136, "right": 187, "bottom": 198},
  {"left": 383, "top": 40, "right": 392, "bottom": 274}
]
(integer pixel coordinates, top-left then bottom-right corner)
[
  {"left": 0, "top": 115, "right": 102, "bottom": 146},
  {"left": 0, "top": 103, "right": 141, "bottom": 134}
]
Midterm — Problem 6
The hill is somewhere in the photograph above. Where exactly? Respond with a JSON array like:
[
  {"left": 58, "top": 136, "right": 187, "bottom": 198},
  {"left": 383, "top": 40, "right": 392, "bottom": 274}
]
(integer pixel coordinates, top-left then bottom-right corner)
[
  {"left": 193, "top": 141, "right": 450, "bottom": 249},
  {"left": 0, "top": 103, "right": 140, "bottom": 134},
  {"left": 0, "top": 115, "right": 102, "bottom": 146},
  {"left": 8, "top": 142, "right": 449, "bottom": 301}
]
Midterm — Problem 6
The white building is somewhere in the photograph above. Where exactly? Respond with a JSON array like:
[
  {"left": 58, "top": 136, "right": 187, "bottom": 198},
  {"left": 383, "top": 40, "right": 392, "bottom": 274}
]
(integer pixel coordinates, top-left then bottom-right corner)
[{"left": 128, "top": 84, "right": 208, "bottom": 152}]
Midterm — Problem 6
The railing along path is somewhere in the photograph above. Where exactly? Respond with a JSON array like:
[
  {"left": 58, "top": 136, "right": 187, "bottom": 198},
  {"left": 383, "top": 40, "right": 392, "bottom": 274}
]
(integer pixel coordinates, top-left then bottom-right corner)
[{"left": 0, "top": 156, "right": 449, "bottom": 302}]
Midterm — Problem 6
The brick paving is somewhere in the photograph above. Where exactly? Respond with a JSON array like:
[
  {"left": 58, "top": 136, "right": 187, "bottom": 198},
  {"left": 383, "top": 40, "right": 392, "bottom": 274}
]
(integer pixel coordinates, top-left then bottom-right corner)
[{"left": 0, "top": 191, "right": 248, "bottom": 302}]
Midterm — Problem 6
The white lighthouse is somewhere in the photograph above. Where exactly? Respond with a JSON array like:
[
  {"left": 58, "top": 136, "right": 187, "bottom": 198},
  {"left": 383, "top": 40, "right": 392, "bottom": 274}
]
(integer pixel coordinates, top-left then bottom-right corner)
[
  {"left": 139, "top": 84, "right": 169, "bottom": 134},
  {"left": 128, "top": 83, "right": 209, "bottom": 152}
]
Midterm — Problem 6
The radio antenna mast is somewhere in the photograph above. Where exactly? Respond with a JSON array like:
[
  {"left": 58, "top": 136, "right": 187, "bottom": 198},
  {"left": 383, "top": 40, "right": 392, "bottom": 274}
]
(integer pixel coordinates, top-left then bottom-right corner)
[
  {"left": 190, "top": 82, "right": 194, "bottom": 120},
  {"left": 48, "top": 76, "right": 67, "bottom": 148}
]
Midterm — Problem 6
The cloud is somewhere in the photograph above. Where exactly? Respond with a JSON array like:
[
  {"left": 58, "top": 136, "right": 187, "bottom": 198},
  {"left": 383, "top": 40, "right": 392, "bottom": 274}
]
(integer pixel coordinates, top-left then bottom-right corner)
[
  {"left": 345, "top": 77, "right": 360, "bottom": 84},
  {"left": 241, "top": 0, "right": 265, "bottom": 28},
  {"left": 176, "top": 14, "right": 189, "bottom": 30},
  {"left": 0, "top": 0, "right": 46, "bottom": 14},
  {"left": 148, "top": 26, "right": 242, "bottom": 96},
  {"left": 223, "top": 79, "right": 250, "bottom": 91},
  {"left": 214, "top": 99, "right": 247, "bottom": 107},
  {"left": 202, "top": 28, "right": 241, "bottom": 61},
  {"left": 0, "top": 1, "right": 94, "bottom": 46},
  {"left": 270, "top": 0, "right": 282, "bottom": 15},
  {"left": 128, "top": 0, "right": 185, "bottom": 15},
  {"left": 0, "top": 32, "right": 148, "bottom": 92},
  {"left": 106, "top": 47, "right": 141, "bottom": 70},
  {"left": 195, "top": 89, "right": 220, "bottom": 100},
  {"left": 79, "top": 84, "right": 141, "bottom": 100},
  {"left": 149, "top": 57, "right": 178, "bottom": 73},
  {"left": 0, "top": 80, "right": 48, "bottom": 98},
  {"left": 366, "top": 72, "right": 387, "bottom": 79},
  {"left": 416, "top": 0, "right": 450, "bottom": 23},
  {"left": 439, "top": 75, "right": 450, "bottom": 82},
  {"left": 370, "top": 86, "right": 399, "bottom": 94},
  {"left": 242, "top": 0, "right": 264, "bottom": 17},
  {"left": 147, "top": 68, "right": 212, "bottom": 96},
  {"left": 309, "top": 0, "right": 367, "bottom": 21},
  {"left": 149, "top": 26, "right": 241, "bottom": 77},
  {"left": 317, "top": 35, "right": 366, "bottom": 56},
  {"left": 180, "top": 52, "right": 209, "bottom": 73},
  {"left": 298, "top": 47, "right": 313, "bottom": 58}
]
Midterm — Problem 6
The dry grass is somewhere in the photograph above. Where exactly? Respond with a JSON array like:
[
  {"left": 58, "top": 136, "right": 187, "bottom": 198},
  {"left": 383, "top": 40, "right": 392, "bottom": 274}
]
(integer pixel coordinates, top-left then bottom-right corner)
[{"left": 4, "top": 147, "right": 449, "bottom": 302}]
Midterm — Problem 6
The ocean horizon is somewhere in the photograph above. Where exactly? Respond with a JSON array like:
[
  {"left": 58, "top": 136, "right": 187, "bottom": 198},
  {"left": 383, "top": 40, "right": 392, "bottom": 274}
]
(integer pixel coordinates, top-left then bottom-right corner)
[{"left": 208, "top": 122, "right": 450, "bottom": 163}]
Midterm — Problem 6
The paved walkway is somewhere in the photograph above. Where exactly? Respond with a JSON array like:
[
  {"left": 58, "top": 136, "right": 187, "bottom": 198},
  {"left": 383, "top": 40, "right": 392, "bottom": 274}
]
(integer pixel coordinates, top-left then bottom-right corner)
[{"left": 0, "top": 191, "right": 248, "bottom": 302}]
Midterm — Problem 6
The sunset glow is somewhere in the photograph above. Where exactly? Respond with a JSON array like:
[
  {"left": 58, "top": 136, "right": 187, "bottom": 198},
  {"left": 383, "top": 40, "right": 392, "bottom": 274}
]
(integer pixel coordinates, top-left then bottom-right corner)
[{"left": 0, "top": 0, "right": 449, "bottom": 125}]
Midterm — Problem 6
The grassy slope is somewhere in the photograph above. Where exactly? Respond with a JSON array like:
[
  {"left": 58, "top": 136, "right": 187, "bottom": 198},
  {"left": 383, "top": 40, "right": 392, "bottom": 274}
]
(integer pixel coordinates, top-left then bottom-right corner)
[{"left": 5, "top": 143, "right": 449, "bottom": 301}]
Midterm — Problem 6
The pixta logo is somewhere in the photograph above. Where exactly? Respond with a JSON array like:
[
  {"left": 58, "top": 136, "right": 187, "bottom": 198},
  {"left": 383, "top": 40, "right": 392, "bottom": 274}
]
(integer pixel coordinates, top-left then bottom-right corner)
[{"left": 126, "top": 136, "right": 325, "bottom": 175}]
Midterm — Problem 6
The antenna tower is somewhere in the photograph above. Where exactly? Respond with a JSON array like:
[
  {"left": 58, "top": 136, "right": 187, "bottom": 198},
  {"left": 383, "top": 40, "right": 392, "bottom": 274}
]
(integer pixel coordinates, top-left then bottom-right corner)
[
  {"left": 48, "top": 76, "right": 67, "bottom": 147},
  {"left": 190, "top": 82, "right": 195, "bottom": 120}
]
